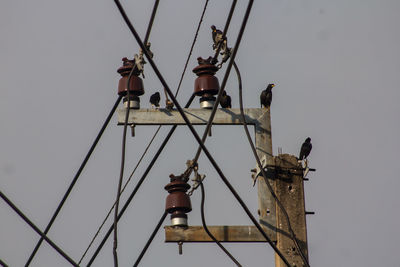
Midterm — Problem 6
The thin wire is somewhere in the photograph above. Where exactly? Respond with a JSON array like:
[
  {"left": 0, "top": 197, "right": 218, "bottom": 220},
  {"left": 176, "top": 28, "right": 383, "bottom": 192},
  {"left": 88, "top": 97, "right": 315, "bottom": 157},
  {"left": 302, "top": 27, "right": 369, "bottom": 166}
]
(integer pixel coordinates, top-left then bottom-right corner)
[
  {"left": 0, "top": 190, "right": 79, "bottom": 267},
  {"left": 132, "top": 211, "right": 168, "bottom": 267},
  {"left": 82, "top": 0, "right": 208, "bottom": 262},
  {"left": 86, "top": 94, "right": 195, "bottom": 267},
  {"left": 234, "top": 61, "right": 309, "bottom": 267},
  {"left": 78, "top": 126, "right": 161, "bottom": 264},
  {"left": 0, "top": 258, "right": 8, "bottom": 267},
  {"left": 192, "top": 0, "right": 240, "bottom": 165},
  {"left": 212, "top": 0, "right": 237, "bottom": 63},
  {"left": 24, "top": 95, "right": 122, "bottom": 267},
  {"left": 113, "top": 0, "right": 161, "bottom": 265},
  {"left": 85, "top": 0, "right": 209, "bottom": 262},
  {"left": 113, "top": 1, "right": 293, "bottom": 265},
  {"left": 199, "top": 182, "right": 242, "bottom": 267},
  {"left": 174, "top": 0, "right": 209, "bottom": 97}
]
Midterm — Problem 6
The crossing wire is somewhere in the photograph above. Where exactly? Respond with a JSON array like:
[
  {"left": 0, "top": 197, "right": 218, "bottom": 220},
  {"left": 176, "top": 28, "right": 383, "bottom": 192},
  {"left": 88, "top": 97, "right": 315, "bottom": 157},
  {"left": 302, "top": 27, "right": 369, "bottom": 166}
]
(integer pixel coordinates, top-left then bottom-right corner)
[
  {"left": 132, "top": 211, "right": 168, "bottom": 266},
  {"left": 24, "top": 95, "right": 122, "bottom": 267},
  {"left": 113, "top": 1, "right": 160, "bottom": 266},
  {"left": 199, "top": 182, "right": 242, "bottom": 267},
  {"left": 234, "top": 61, "right": 310, "bottom": 267},
  {"left": 81, "top": 0, "right": 209, "bottom": 264},
  {"left": 0, "top": 190, "right": 79, "bottom": 267}
]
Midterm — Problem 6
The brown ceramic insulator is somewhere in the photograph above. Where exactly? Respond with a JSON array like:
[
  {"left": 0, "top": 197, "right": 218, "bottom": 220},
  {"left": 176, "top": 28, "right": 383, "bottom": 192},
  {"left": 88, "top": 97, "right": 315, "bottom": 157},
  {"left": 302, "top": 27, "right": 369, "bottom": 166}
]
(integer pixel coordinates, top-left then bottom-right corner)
[
  {"left": 117, "top": 57, "right": 144, "bottom": 96},
  {"left": 193, "top": 63, "right": 220, "bottom": 96},
  {"left": 165, "top": 180, "right": 192, "bottom": 214}
]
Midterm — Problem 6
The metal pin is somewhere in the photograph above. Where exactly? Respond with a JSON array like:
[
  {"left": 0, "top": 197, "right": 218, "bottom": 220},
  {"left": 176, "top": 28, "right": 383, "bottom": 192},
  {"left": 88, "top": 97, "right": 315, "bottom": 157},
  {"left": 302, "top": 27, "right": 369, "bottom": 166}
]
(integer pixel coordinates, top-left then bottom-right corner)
[
  {"left": 178, "top": 241, "right": 183, "bottom": 255},
  {"left": 130, "top": 124, "right": 135, "bottom": 137},
  {"left": 305, "top": 211, "right": 315, "bottom": 215}
]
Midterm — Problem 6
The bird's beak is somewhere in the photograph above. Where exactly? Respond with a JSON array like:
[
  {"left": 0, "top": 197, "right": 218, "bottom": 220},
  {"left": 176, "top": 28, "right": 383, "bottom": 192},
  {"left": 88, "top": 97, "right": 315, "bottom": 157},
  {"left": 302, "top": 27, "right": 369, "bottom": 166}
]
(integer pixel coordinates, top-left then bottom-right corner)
[{"left": 272, "top": 84, "right": 275, "bottom": 87}]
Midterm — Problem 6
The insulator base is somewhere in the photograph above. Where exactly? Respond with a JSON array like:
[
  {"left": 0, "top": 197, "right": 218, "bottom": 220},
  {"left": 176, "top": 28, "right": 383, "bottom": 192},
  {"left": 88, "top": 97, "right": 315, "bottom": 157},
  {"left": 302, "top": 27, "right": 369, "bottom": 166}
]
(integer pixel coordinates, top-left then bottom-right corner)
[
  {"left": 123, "top": 95, "right": 140, "bottom": 109},
  {"left": 171, "top": 212, "right": 188, "bottom": 227},
  {"left": 199, "top": 96, "right": 216, "bottom": 109}
]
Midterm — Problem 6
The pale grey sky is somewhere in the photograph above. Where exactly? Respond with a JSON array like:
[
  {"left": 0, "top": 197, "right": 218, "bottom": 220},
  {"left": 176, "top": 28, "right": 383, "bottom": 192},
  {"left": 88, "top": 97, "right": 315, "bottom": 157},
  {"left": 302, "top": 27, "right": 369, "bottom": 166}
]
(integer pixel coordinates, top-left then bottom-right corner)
[{"left": 1, "top": 0, "right": 400, "bottom": 266}]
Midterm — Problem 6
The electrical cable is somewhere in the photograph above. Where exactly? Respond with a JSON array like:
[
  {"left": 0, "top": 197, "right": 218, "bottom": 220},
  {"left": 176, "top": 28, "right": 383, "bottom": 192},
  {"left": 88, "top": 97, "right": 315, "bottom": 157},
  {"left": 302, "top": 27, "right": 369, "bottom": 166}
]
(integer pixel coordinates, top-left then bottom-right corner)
[
  {"left": 211, "top": 0, "right": 237, "bottom": 63},
  {"left": 78, "top": 125, "right": 161, "bottom": 264},
  {"left": 0, "top": 190, "right": 79, "bottom": 267},
  {"left": 132, "top": 211, "right": 168, "bottom": 267},
  {"left": 24, "top": 95, "right": 122, "bottom": 267},
  {"left": 234, "top": 61, "right": 310, "bottom": 267},
  {"left": 113, "top": 1, "right": 161, "bottom": 265},
  {"left": 199, "top": 182, "right": 242, "bottom": 267},
  {"left": 86, "top": 94, "right": 195, "bottom": 267},
  {"left": 0, "top": 258, "right": 8, "bottom": 267},
  {"left": 82, "top": 0, "right": 208, "bottom": 262},
  {"left": 174, "top": 0, "right": 209, "bottom": 97},
  {"left": 113, "top": 1, "right": 293, "bottom": 265}
]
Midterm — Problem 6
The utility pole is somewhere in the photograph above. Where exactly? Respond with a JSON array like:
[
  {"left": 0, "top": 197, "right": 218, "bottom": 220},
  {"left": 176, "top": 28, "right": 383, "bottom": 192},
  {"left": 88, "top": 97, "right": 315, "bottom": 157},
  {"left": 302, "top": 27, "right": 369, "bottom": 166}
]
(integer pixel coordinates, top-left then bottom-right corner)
[{"left": 119, "top": 107, "right": 310, "bottom": 266}]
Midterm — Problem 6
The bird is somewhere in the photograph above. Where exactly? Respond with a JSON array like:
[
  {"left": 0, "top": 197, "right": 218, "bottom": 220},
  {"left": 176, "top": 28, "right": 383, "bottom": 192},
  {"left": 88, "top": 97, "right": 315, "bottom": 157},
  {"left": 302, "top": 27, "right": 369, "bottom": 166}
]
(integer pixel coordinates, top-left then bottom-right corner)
[
  {"left": 220, "top": 91, "right": 232, "bottom": 108},
  {"left": 211, "top": 25, "right": 224, "bottom": 50},
  {"left": 260, "top": 83, "right": 275, "bottom": 108},
  {"left": 299, "top": 137, "right": 312, "bottom": 160},
  {"left": 150, "top": 92, "right": 160, "bottom": 109}
]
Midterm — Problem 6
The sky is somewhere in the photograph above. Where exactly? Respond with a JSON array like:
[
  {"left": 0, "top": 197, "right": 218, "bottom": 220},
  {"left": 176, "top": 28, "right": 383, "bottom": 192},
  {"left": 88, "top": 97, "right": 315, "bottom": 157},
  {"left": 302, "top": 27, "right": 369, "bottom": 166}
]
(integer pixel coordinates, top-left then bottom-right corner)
[{"left": 1, "top": 0, "right": 400, "bottom": 266}]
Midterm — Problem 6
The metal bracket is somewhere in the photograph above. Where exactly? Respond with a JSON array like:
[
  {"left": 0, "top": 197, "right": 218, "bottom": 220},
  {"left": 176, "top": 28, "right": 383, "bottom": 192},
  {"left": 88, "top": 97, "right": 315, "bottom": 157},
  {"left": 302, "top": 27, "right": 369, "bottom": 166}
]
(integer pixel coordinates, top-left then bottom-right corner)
[{"left": 251, "top": 155, "right": 268, "bottom": 186}]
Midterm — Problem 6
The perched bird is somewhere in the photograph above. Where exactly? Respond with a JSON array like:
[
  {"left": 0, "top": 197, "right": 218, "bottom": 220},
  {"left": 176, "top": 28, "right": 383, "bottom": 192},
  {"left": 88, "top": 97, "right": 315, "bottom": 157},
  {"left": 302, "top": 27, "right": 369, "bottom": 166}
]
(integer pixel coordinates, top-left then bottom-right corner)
[
  {"left": 299, "top": 137, "right": 312, "bottom": 160},
  {"left": 260, "top": 83, "right": 275, "bottom": 108},
  {"left": 220, "top": 91, "right": 232, "bottom": 108},
  {"left": 150, "top": 92, "right": 160, "bottom": 108},
  {"left": 211, "top": 25, "right": 224, "bottom": 50}
]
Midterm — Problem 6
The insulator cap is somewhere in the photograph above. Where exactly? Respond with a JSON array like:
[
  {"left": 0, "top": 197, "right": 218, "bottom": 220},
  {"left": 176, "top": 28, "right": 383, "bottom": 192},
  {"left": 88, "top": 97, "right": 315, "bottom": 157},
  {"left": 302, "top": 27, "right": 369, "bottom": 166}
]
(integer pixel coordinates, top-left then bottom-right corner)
[
  {"left": 165, "top": 176, "right": 192, "bottom": 214},
  {"left": 117, "top": 57, "right": 144, "bottom": 96},
  {"left": 193, "top": 57, "right": 219, "bottom": 96}
]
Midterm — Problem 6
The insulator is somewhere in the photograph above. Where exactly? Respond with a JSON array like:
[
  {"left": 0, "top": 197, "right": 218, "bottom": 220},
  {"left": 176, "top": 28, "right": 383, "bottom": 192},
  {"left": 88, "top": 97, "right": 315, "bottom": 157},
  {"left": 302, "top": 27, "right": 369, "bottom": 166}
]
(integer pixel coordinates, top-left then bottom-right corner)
[
  {"left": 117, "top": 57, "right": 144, "bottom": 102},
  {"left": 193, "top": 57, "right": 220, "bottom": 109},
  {"left": 165, "top": 174, "right": 192, "bottom": 227}
]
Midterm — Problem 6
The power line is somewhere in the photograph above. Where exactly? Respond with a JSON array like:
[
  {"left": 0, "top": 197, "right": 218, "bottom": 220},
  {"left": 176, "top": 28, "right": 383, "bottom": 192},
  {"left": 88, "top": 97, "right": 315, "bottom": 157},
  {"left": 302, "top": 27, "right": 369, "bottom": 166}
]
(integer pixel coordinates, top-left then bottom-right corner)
[
  {"left": 132, "top": 211, "right": 168, "bottom": 267},
  {"left": 86, "top": 94, "right": 195, "bottom": 267},
  {"left": 174, "top": 0, "right": 209, "bottom": 97},
  {"left": 113, "top": 1, "right": 161, "bottom": 265},
  {"left": 78, "top": 125, "right": 161, "bottom": 264},
  {"left": 24, "top": 95, "right": 122, "bottom": 267},
  {"left": 114, "top": 0, "right": 294, "bottom": 265},
  {"left": 82, "top": 0, "right": 209, "bottom": 263},
  {"left": 0, "top": 190, "right": 79, "bottom": 267},
  {"left": 199, "top": 182, "right": 242, "bottom": 267},
  {"left": 234, "top": 61, "right": 309, "bottom": 267}
]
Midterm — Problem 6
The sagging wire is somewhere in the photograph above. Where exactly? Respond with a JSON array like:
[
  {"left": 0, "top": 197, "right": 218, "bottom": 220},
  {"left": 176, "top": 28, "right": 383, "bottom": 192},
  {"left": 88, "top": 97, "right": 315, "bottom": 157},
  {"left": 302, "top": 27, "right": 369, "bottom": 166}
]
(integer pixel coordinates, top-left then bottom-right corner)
[
  {"left": 24, "top": 95, "right": 122, "bottom": 267},
  {"left": 199, "top": 181, "right": 242, "bottom": 267},
  {"left": 78, "top": 126, "right": 161, "bottom": 264},
  {"left": 113, "top": 1, "right": 292, "bottom": 266},
  {"left": 86, "top": 94, "right": 196, "bottom": 267},
  {"left": 234, "top": 61, "right": 310, "bottom": 267},
  {"left": 83, "top": 0, "right": 209, "bottom": 263},
  {"left": 113, "top": 1, "right": 160, "bottom": 266},
  {"left": 0, "top": 190, "right": 79, "bottom": 267}
]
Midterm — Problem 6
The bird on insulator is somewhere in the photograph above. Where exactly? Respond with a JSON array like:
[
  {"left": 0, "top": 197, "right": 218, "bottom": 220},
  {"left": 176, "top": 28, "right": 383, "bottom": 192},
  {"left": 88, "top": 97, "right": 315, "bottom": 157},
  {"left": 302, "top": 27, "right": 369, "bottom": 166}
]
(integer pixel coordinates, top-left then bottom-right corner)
[
  {"left": 211, "top": 25, "right": 224, "bottom": 50},
  {"left": 150, "top": 92, "right": 160, "bottom": 109},
  {"left": 260, "top": 83, "right": 275, "bottom": 109},
  {"left": 220, "top": 91, "right": 232, "bottom": 108}
]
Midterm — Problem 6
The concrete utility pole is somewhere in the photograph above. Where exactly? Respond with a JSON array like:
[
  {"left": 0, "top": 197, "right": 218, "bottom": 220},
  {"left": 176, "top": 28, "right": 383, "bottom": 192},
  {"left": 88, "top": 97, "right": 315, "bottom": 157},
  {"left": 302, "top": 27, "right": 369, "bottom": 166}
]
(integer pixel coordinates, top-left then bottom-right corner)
[{"left": 118, "top": 107, "right": 310, "bottom": 266}]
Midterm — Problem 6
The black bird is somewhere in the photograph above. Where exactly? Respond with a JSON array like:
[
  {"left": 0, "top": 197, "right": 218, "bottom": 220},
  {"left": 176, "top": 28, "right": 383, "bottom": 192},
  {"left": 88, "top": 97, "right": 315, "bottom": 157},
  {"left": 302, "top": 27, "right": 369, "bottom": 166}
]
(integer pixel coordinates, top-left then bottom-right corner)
[
  {"left": 299, "top": 137, "right": 312, "bottom": 160},
  {"left": 211, "top": 25, "right": 224, "bottom": 50},
  {"left": 150, "top": 92, "right": 160, "bottom": 108},
  {"left": 260, "top": 83, "right": 275, "bottom": 108},
  {"left": 220, "top": 91, "right": 232, "bottom": 108}
]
